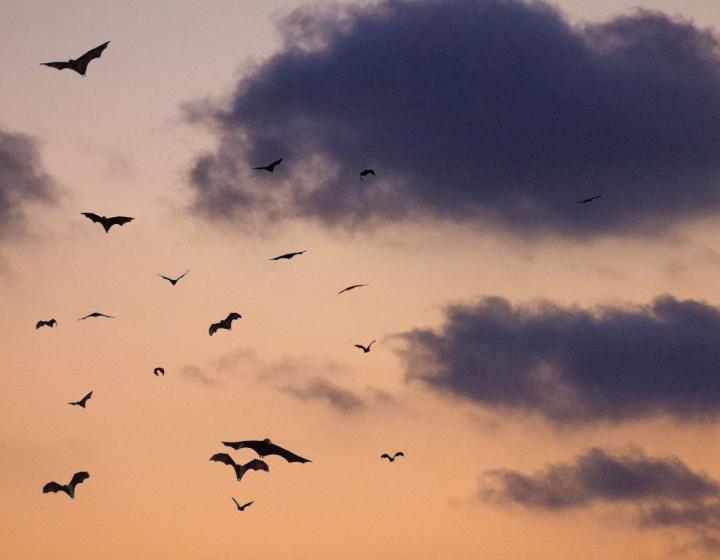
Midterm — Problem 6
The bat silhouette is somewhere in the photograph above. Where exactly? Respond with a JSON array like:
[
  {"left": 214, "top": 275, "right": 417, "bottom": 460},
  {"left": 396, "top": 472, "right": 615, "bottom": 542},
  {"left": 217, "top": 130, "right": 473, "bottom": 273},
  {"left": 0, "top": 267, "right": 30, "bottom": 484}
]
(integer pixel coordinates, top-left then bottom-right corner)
[
  {"left": 253, "top": 158, "right": 283, "bottom": 172},
  {"left": 78, "top": 312, "right": 114, "bottom": 320},
  {"left": 82, "top": 212, "right": 134, "bottom": 233},
  {"left": 222, "top": 439, "right": 311, "bottom": 463},
  {"left": 68, "top": 391, "right": 93, "bottom": 408},
  {"left": 209, "top": 312, "right": 242, "bottom": 336},
  {"left": 381, "top": 452, "right": 404, "bottom": 462},
  {"left": 354, "top": 340, "right": 376, "bottom": 353},
  {"left": 360, "top": 169, "right": 376, "bottom": 180},
  {"left": 269, "top": 251, "right": 305, "bottom": 261},
  {"left": 36, "top": 319, "right": 57, "bottom": 330},
  {"left": 153, "top": 367, "right": 165, "bottom": 377},
  {"left": 158, "top": 270, "right": 189, "bottom": 285},
  {"left": 338, "top": 283, "right": 367, "bottom": 295},
  {"left": 209, "top": 453, "right": 269, "bottom": 481},
  {"left": 41, "top": 41, "right": 109, "bottom": 77},
  {"left": 42, "top": 471, "right": 90, "bottom": 499},
  {"left": 232, "top": 497, "right": 254, "bottom": 511},
  {"left": 577, "top": 194, "right": 602, "bottom": 204}
]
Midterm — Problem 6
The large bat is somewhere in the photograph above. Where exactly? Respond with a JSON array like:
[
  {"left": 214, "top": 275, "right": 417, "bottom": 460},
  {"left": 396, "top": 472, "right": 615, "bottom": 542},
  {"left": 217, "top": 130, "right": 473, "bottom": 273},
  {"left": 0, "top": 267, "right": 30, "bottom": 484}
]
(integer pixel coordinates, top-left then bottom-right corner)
[
  {"left": 158, "top": 270, "right": 189, "bottom": 285},
  {"left": 222, "top": 439, "right": 311, "bottom": 463},
  {"left": 209, "top": 453, "right": 269, "bottom": 481},
  {"left": 209, "top": 312, "right": 242, "bottom": 336},
  {"left": 381, "top": 451, "right": 404, "bottom": 462},
  {"left": 68, "top": 391, "right": 93, "bottom": 408},
  {"left": 354, "top": 340, "right": 376, "bottom": 353},
  {"left": 269, "top": 251, "right": 305, "bottom": 261},
  {"left": 42, "top": 471, "right": 90, "bottom": 499},
  {"left": 78, "top": 312, "right": 115, "bottom": 320},
  {"left": 232, "top": 497, "right": 254, "bottom": 511},
  {"left": 41, "top": 41, "right": 110, "bottom": 77},
  {"left": 252, "top": 158, "right": 283, "bottom": 172},
  {"left": 36, "top": 318, "right": 57, "bottom": 329},
  {"left": 82, "top": 212, "right": 134, "bottom": 233}
]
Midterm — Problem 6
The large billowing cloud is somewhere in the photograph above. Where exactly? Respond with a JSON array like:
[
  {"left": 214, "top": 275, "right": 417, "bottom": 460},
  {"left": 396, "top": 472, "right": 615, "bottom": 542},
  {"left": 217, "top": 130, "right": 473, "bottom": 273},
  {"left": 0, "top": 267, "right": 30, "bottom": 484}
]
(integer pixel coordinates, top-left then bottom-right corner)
[
  {"left": 0, "top": 126, "right": 57, "bottom": 238},
  {"left": 187, "top": 0, "right": 720, "bottom": 236},
  {"left": 399, "top": 295, "right": 720, "bottom": 423}
]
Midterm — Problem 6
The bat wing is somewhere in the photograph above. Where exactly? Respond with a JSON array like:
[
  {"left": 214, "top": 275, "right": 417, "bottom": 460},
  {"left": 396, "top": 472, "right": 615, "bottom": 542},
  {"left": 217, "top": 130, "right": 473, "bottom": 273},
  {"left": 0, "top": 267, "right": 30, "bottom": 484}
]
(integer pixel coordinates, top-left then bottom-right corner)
[
  {"left": 41, "top": 61, "right": 71, "bottom": 70},
  {"left": 176, "top": 270, "right": 190, "bottom": 281},
  {"left": 240, "top": 501, "right": 254, "bottom": 510},
  {"left": 81, "top": 391, "right": 93, "bottom": 404},
  {"left": 381, "top": 453, "right": 391, "bottom": 460},
  {"left": 69, "top": 472, "right": 90, "bottom": 488},
  {"left": 210, "top": 453, "right": 236, "bottom": 467},
  {"left": 232, "top": 497, "right": 241, "bottom": 509},
  {"left": 158, "top": 274, "right": 173, "bottom": 282},
  {"left": 226, "top": 312, "right": 242, "bottom": 324},
  {"left": 35, "top": 321, "right": 45, "bottom": 329},
  {"left": 82, "top": 212, "right": 104, "bottom": 224},
  {"left": 269, "top": 158, "right": 283, "bottom": 169},
  {"left": 394, "top": 452, "right": 404, "bottom": 458},
  {"left": 106, "top": 216, "right": 134, "bottom": 228},
  {"left": 268, "top": 444, "right": 311, "bottom": 463},
  {"left": 354, "top": 344, "right": 365, "bottom": 350},
  {"left": 244, "top": 459, "right": 270, "bottom": 473},
  {"left": 74, "top": 41, "right": 110, "bottom": 74},
  {"left": 42, "top": 481, "right": 66, "bottom": 494},
  {"left": 222, "top": 440, "right": 260, "bottom": 452},
  {"left": 209, "top": 322, "right": 222, "bottom": 336}
]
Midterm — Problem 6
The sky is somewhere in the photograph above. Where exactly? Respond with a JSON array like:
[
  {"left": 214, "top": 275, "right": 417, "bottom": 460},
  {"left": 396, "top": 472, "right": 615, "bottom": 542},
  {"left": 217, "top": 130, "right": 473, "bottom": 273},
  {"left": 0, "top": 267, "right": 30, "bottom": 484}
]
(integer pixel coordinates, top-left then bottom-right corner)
[{"left": 4, "top": 0, "right": 720, "bottom": 558}]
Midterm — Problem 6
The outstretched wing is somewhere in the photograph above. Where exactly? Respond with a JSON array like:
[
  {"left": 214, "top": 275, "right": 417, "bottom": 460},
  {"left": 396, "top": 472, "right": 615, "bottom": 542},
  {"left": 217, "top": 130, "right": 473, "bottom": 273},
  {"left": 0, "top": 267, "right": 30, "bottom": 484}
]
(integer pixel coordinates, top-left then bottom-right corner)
[
  {"left": 338, "top": 284, "right": 367, "bottom": 294},
  {"left": 381, "top": 453, "right": 391, "bottom": 460},
  {"left": 225, "top": 312, "right": 242, "bottom": 324},
  {"left": 175, "top": 270, "right": 190, "bottom": 281},
  {"left": 82, "top": 212, "right": 104, "bottom": 224},
  {"left": 243, "top": 459, "right": 270, "bottom": 473},
  {"left": 43, "top": 481, "right": 65, "bottom": 494},
  {"left": 209, "top": 321, "right": 222, "bottom": 336},
  {"left": 80, "top": 392, "right": 93, "bottom": 404},
  {"left": 74, "top": 41, "right": 110, "bottom": 75},
  {"left": 240, "top": 501, "right": 254, "bottom": 510},
  {"left": 41, "top": 61, "right": 72, "bottom": 70},
  {"left": 222, "top": 440, "right": 260, "bottom": 452},
  {"left": 267, "top": 158, "right": 283, "bottom": 170},
  {"left": 35, "top": 321, "right": 45, "bottom": 329},
  {"left": 354, "top": 344, "right": 366, "bottom": 350},
  {"left": 267, "top": 443, "right": 311, "bottom": 463},
  {"left": 69, "top": 472, "right": 90, "bottom": 488},
  {"left": 210, "top": 453, "right": 236, "bottom": 467},
  {"left": 158, "top": 274, "right": 173, "bottom": 282},
  {"left": 394, "top": 451, "right": 404, "bottom": 458},
  {"left": 106, "top": 216, "right": 134, "bottom": 228}
]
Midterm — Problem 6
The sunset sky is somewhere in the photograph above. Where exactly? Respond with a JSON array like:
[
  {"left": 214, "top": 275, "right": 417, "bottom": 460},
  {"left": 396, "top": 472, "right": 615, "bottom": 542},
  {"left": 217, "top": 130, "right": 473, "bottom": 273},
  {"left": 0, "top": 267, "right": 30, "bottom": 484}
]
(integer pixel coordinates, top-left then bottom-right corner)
[{"left": 5, "top": 1, "right": 720, "bottom": 558}]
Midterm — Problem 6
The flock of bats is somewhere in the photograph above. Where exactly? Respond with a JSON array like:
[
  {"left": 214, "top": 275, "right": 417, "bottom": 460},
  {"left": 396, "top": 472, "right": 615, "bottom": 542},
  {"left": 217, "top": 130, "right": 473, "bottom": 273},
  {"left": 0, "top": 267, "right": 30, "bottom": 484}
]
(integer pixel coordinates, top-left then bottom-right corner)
[{"left": 37, "top": 41, "right": 405, "bottom": 511}]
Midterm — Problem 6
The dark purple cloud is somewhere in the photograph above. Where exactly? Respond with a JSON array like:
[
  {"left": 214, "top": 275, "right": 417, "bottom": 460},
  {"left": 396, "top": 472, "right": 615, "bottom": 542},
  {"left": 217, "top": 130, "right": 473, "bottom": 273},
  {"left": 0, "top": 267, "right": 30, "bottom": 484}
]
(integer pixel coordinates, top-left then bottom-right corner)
[
  {"left": 187, "top": 0, "right": 720, "bottom": 236},
  {"left": 399, "top": 294, "right": 720, "bottom": 423},
  {"left": 279, "top": 377, "right": 365, "bottom": 411}
]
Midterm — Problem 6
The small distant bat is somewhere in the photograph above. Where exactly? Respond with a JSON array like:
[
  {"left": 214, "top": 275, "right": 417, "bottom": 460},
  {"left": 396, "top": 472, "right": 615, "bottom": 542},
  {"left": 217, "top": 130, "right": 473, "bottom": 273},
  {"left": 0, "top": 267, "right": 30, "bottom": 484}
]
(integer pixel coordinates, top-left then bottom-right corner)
[
  {"left": 577, "top": 194, "right": 602, "bottom": 204},
  {"left": 41, "top": 41, "right": 109, "bottom": 77},
  {"left": 42, "top": 471, "right": 90, "bottom": 499},
  {"left": 68, "top": 391, "right": 93, "bottom": 408},
  {"left": 253, "top": 158, "right": 283, "bottom": 172},
  {"left": 222, "top": 439, "right": 311, "bottom": 463},
  {"left": 360, "top": 169, "right": 376, "bottom": 181},
  {"left": 381, "top": 452, "right": 404, "bottom": 462},
  {"left": 209, "top": 453, "right": 269, "bottom": 482},
  {"left": 158, "top": 270, "right": 189, "bottom": 285},
  {"left": 269, "top": 251, "right": 305, "bottom": 261},
  {"left": 82, "top": 212, "right": 134, "bottom": 233},
  {"left": 36, "top": 319, "right": 57, "bottom": 330},
  {"left": 209, "top": 312, "right": 242, "bottom": 336},
  {"left": 232, "top": 497, "right": 254, "bottom": 511},
  {"left": 78, "top": 312, "right": 114, "bottom": 320},
  {"left": 338, "top": 284, "right": 367, "bottom": 295},
  {"left": 354, "top": 340, "right": 376, "bottom": 353},
  {"left": 153, "top": 367, "right": 165, "bottom": 377}
]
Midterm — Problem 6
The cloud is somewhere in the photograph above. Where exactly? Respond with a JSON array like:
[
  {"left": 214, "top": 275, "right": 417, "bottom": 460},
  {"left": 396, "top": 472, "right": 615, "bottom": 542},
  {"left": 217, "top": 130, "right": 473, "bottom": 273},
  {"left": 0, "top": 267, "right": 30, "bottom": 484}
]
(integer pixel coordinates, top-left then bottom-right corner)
[
  {"left": 399, "top": 294, "right": 720, "bottom": 423},
  {"left": 279, "top": 377, "right": 365, "bottom": 412},
  {"left": 0, "top": 126, "right": 58, "bottom": 239},
  {"left": 187, "top": 0, "right": 720, "bottom": 236},
  {"left": 179, "top": 365, "right": 218, "bottom": 386}
]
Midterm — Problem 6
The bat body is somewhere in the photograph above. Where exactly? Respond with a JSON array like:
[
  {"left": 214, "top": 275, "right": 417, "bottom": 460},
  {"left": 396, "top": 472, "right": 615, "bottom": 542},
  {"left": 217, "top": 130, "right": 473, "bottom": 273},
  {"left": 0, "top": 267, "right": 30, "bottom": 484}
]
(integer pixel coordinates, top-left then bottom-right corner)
[
  {"left": 153, "top": 367, "right": 165, "bottom": 377},
  {"left": 78, "top": 312, "right": 114, "bottom": 320},
  {"left": 232, "top": 497, "right": 254, "bottom": 511},
  {"left": 158, "top": 270, "right": 189, "bottom": 285},
  {"left": 269, "top": 251, "right": 305, "bottom": 261},
  {"left": 222, "top": 438, "right": 311, "bottom": 463},
  {"left": 577, "top": 194, "right": 602, "bottom": 204},
  {"left": 41, "top": 41, "right": 109, "bottom": 76},
  {"left": 338, "top": 283, "right": 367, "bottom": 295},
  {"left": 82, "top": 212, "right": 134, "bottom": 233},
  {"left": 253, "top": 158, "right": 283, "bottom": 172},
  {"left": 210, "top": 453, "right": 269, "bottom": 481},
  {"left": 381, "top": 452, "right": 404, "bottom": 462},
  {"left": 360, "top": 169, "right": 376, "bottom": 180},
  {"left": 354, "top": 340, "right": 376, "bottom": 353},
  {"left": 209, "top": 312, "right": 242, "bottom": 336},
  {"left": 42, "top": 472, "right": 90, "bottom": 499},
  {"left": 36, "top": 318, "right": 57, "bottom": 329},
  {"left": 68, "top": 391, "right": 93, "bottom": 408}
]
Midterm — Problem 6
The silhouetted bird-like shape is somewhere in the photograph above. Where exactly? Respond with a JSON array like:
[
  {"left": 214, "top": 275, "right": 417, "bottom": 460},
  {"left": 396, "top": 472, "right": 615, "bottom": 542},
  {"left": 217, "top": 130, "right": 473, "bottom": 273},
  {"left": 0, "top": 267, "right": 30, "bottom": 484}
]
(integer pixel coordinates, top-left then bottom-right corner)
[
  {"left": 253, "top": 158, "right": 283, "bottom": 172},
  {"left": 269, "top": 251, "right": 305, "bottom": 261},
  {"left": 338, "top": 284, "right": 367, "bottom": 295},
  {"left": 210, "top": 453, "right": 269, "bottom": 481},
  {"left": 78, "top": 312, "right": 114, "bottom": 320},
  {"left": 82, "top": 212, "right": 134, "bottom": 233},
  {"left": 42, "top": 472, "right": 90, "bottom": 499},
  {"left": 41, "top": 41, "right": 109, "bottom": 77},
  {"left": 153, "top": 367, "right": 165, "bottom": 377},
  {"left": 354, "top": 340, "right": 376, "bottom": 353},
  {"left": 381, "top": 452, "right": 404, "bottom": 462},
  {"left": 36, "top": 319, "right": 57, "bottom": 330},
  {"left": 209, "top": 312, "right": 242, "bottom": 336},
  {"left": 232, "top": 497, "right": 254, "bottom": 511},
  {"left": 360, "top": 169, "right": 376, "bottom": 181},
  {"left": 158, "top": 270, "right": 189, "bottom": 285},
  {"left": 68, "top": 391, "right": 93, "bottom": 408},
  {"left": 577, "top": 194, "right": 602, "bottom": 204},
  {"left": 222, "top": 439, "right": 311, "bottom": 463}
]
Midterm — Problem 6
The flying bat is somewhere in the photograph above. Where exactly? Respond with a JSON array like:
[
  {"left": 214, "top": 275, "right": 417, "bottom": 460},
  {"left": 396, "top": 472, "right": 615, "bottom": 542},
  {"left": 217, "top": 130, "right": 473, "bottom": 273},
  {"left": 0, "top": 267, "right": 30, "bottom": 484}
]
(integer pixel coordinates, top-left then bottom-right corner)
[
  {"left": 68, "top": 391, "right": 93, "bottom": 408},
  {"left": 41, "top": 41, "right": 109, "bottom": 77},
  {"left": 153, "top": 367, "right": 165, "bottom": 377},
  {"left": 269, "top": 251, "right": 305, "bottom": 261},
  {"left": 232, "top": 497, "right": 254, "bottom": 511},
  {"left": 253, "top": 158, "right": 283, "bottom": 172},
  {"left": 42, "top": 471, "right": 90, "bottom": 499},
  {"left": 209, "top": 453, "right": 269, "bottom": 482},
  {"left": 158, "top": 270, "right": 189, "bottom": 285},
  {"left": 360, "top": 169, "right": 376, "bottom": 181},
  {"left": 78, "top": 312, "right": 115, "bottom": 320},
  {"left": 577, "top": 194, "right": 602, "bottom": 204},
  {"left": 222, "top": 439, "right": 311, "bottom": 463},
  {"left": 82, "top": 212, "right": 134, "bottom": 233},
  {"left": 354, "top": 340, "right": 376, "bottom": 353},
  {"left": 209, "top": 312, "right": 242, "bottom": 336},
  {"left": 338, "top": 284, "right": 367, "bottom": 295},
  {"left": 36, "top": 319, "right": 57, "bottom": 330},
  {"left": 381, "top": 452, "right": 404, "bottom": 462}
]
